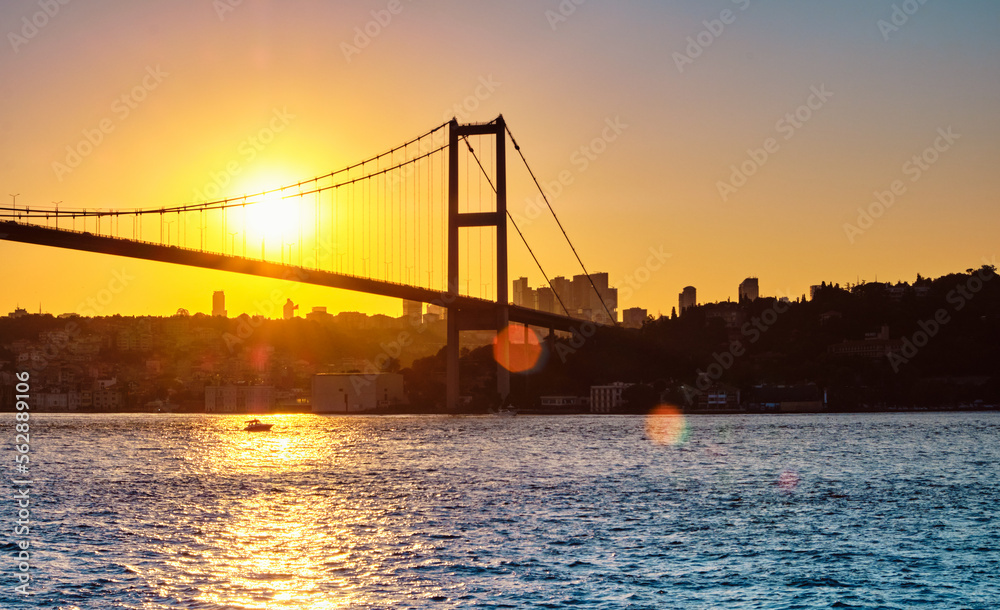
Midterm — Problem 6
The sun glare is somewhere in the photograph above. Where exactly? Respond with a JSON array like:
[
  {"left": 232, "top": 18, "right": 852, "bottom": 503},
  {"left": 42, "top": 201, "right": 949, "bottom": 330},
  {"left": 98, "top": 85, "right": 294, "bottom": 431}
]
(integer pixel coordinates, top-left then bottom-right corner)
[
  {"left": 246, "top": 190, "right": 300, "bottom": 241},
  {"left": 228, "top": 171, "right": 307, "bottom": 260}
]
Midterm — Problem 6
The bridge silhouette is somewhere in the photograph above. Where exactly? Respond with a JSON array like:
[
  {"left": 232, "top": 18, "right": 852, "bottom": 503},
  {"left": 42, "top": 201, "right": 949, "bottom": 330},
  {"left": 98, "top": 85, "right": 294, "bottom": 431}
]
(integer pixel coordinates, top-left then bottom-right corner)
[{"left": 0, "top": 116, "right": 614, "bottom": 409}]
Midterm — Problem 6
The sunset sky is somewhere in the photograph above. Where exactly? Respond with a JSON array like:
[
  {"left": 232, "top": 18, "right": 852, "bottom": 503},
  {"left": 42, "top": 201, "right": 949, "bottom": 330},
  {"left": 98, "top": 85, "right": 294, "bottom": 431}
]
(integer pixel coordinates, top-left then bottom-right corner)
[{"left": 1, "top": 0, "right": 998, "bottom": 319}]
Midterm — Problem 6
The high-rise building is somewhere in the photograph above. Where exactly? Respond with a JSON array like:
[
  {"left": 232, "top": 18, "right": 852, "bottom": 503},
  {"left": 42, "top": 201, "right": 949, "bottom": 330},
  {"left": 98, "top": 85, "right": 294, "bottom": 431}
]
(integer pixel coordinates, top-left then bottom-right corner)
[
  {"left": 550, "top": 276, "right": 572, "bottom": 314},
  {"left": 536, "top": 287, "right": 555, "bottom": 313},
  {"left": 512, "top": 277, "right": 532, "bottom": 308},
  {"left": 512, "top": 274, "right": 619, "bottom": 322},
  {"left": 622, "top": 307, "right": 647, "bottom": 329},
  {"left": 283, "top": 299, "right": 298, "bottom": 319},
  {"left": 577, "top": 273, "right": 618, "bottom": 322},
  {"left": 598, "top": 287, "right": 619, "bottom": 324},
  {"left": 571, "top": 274, "right": 590, "bottom": 315},
  {"left": 212, "top": 291, "right": 227, "bottom": 317},
  {"left": 739, "top": 277, "right": 759, "bottom": 303},
  {"left": 426, "top": 303, "right": 447, "bottom": 321},
  {"left": 566, "top": 273, "right": 617, "bottom": 322},
  {"left": 679, "top": 286, "right": 697, "bottom": 313},
  {"left": 402, "top": 300, "right": 423, "bottom": 321}
]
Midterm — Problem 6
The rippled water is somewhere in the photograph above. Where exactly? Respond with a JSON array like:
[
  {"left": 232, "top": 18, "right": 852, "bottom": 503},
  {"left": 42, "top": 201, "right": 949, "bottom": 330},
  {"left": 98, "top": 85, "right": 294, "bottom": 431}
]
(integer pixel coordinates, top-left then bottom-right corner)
[{"left": 3, "top": 412, "right": 999, "bottom": 609}]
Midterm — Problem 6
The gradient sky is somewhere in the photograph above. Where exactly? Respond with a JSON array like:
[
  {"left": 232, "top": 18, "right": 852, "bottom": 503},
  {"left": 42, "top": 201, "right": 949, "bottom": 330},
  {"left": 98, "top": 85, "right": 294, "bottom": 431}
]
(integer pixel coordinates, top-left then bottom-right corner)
[{"left": 2, "top": 0, "right": 998, "bottom": 318}]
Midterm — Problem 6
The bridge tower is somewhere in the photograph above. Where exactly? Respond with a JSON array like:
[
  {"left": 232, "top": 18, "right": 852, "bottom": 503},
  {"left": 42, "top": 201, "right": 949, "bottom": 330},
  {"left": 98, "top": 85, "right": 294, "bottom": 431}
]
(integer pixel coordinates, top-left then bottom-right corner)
[{"left": 446, "top": 116, "right": 509, "bottom": 410}]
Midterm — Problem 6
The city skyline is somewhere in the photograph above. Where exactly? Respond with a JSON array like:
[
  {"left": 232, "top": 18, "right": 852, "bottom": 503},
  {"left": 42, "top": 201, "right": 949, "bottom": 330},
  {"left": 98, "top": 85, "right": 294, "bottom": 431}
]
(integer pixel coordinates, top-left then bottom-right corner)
[
  {"left": 6, "top": 264, "right": 942, "bottom": 322},
  {"left": 3, "top": 4, "right": 997, "bottom": 605},
  {"left": 2, "top": 1, "right": 998, "bottom": 319}
]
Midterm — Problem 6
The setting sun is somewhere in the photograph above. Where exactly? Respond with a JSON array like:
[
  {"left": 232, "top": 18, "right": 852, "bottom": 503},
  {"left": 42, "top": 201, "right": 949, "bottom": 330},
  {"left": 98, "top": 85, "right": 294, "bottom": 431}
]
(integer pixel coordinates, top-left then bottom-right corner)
[
  {"left": 223, "top": 170, "right": 310, "bottom": 261},
  {"left": 245, "top": 190, "right": 301, "bottom": 244}
]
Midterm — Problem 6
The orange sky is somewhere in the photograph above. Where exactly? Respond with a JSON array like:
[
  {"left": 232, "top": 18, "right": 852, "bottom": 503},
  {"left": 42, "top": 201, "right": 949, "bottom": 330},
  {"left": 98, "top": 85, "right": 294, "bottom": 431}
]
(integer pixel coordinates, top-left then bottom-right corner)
[{"left": 2, "top": 1, "right": 998, "bottom": 318}]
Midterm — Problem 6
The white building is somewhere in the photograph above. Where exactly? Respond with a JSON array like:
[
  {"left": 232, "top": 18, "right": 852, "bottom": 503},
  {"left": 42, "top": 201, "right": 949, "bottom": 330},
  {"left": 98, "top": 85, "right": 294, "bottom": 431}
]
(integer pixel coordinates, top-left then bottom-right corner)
[
  {"left": 590, "top": 382, "right": 633, "bottom": 413},
  {"left": 36, "top": 393, "right": 71, "bottom": 411},
  {"left": 539, "top": 396, "right": 590, "bottom": 412},
  {"left": 312, "top": 373, "right": 407, "bottom": 413},
  {"left": 80, "top": 389, "right": 122, "bottom": 411}
]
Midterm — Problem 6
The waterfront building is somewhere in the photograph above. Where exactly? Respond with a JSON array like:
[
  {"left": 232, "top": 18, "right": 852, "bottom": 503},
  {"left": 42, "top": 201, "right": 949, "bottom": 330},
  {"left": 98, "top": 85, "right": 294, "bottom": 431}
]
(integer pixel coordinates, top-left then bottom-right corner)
[
  {"left": 312, "top": 373, "right": 407, "bottom": 413},
  {"left": 590, "top": 382, "right": 633, "bottom": 413}
]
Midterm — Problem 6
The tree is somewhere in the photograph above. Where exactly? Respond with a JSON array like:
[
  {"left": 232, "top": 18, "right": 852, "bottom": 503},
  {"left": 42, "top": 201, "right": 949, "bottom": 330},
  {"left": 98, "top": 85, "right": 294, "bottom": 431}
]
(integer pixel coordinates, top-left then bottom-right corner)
[{"left": 622, "top": 383, "right": 659, "bottom": 413}]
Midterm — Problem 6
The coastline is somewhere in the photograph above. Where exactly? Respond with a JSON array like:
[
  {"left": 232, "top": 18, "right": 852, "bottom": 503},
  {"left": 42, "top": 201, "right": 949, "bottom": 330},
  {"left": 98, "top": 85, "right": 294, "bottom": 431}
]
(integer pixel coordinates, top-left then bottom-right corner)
[{"left": 6, "top": 404, "right": 997, "bottom": 416}]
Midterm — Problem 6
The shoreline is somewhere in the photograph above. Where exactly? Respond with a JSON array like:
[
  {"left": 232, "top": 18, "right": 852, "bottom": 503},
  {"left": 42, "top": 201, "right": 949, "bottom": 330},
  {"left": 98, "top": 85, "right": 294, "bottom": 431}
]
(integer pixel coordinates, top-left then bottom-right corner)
[{"left": 4, "top": 405, "right": 998, "bottom": 416}]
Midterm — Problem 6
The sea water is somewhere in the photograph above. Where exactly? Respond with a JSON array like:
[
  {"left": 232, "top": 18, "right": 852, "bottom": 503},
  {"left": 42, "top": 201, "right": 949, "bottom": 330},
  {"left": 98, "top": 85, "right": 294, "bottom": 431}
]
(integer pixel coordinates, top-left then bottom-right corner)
[{"left": 2, "top": 412, "right": 998, "bottom": 609}]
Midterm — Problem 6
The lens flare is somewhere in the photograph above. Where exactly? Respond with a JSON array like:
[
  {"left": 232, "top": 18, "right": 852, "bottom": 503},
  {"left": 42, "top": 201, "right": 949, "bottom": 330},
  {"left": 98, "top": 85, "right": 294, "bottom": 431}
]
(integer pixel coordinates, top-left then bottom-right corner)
[
  {"left": 249, "top": 344, "right": 270, "bottom": 372},
  {"left": 645, "top": 404, "right": 689, "bottom": 446},
  {"left": 493, "top": 323, "right": 545, "bottom": 373}
]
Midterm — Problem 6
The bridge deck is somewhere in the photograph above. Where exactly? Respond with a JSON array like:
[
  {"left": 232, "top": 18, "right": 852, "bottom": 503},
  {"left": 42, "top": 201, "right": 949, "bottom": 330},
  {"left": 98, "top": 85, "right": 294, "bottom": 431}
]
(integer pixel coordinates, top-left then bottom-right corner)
[{"left": 0, "top": 221, "right": 594, "bottom": 333}]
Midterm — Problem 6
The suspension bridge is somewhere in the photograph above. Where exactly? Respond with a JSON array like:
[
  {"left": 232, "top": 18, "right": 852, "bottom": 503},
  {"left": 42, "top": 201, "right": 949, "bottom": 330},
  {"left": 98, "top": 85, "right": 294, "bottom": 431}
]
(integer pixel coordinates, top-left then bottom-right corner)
[{"left": 0, "top": 116, "right": 615, "bottom": 409}]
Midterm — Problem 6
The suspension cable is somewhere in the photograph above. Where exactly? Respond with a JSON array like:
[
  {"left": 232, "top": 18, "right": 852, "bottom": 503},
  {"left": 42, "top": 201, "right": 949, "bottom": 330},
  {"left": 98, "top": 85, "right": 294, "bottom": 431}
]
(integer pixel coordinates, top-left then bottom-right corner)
[
  {"left": 502, "top": 124, "right": 616, "bottom": 324},
  {"left": 460, "top": 135, "right": 572, "bottom": 318},
  {"left": 0, "top": 122, "right": 451, "bottom": 220}
]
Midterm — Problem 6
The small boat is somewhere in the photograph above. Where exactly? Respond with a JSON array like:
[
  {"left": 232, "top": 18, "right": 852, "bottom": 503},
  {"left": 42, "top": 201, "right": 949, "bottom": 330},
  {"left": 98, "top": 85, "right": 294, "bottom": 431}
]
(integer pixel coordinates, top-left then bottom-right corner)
[
  {"left": 244, "top": 419, "right": 273, "bottom": 432},
  {"left": 493, "top": 405, "right": 517, "bottom": 417}
]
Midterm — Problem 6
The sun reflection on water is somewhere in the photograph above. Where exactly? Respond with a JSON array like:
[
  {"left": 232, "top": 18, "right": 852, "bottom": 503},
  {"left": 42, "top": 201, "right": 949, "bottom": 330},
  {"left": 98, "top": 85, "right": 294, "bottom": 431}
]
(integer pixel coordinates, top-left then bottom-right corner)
[
  {"left": 196, "top": 415, "right": 330, "bottom": 475},
  {"left": 174, "top": 414, "right": 368, "bottom": 608}
]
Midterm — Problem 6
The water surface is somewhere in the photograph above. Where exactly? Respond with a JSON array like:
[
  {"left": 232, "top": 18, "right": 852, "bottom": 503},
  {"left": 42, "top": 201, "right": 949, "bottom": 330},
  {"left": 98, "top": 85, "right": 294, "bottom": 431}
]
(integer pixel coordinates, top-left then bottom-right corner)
[{"left": 3, "top": 412, "right": 998, "bottom": 608}]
